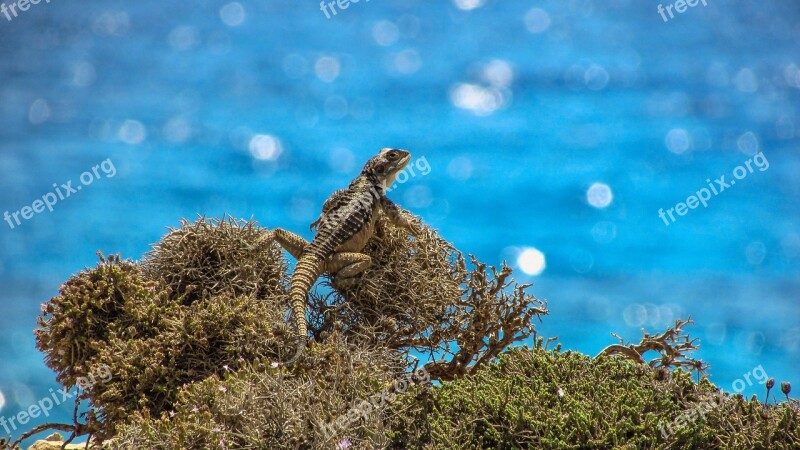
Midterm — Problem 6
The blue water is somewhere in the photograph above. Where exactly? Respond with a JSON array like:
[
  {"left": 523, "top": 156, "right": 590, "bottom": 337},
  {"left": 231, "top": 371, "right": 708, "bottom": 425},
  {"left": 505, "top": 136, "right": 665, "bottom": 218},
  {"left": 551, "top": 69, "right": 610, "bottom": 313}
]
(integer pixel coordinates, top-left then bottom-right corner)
[{"left": 1, "top": 0, "right": 798, "bottom": 442}]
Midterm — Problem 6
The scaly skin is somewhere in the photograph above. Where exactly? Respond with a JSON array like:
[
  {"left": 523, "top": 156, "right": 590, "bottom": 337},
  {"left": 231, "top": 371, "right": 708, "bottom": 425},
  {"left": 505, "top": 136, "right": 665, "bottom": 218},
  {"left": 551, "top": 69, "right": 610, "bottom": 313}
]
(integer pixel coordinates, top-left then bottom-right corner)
[{"left": 272, "top": 148, "right": 421, "bottom": 363}]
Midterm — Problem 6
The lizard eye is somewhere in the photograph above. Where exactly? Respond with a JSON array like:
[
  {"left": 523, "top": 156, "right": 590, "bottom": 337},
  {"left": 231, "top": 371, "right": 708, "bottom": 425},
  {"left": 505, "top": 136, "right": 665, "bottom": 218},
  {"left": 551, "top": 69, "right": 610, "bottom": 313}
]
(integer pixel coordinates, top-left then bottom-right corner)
[{"left": 386, "top": 150, "right": 399, "bottom": 160}]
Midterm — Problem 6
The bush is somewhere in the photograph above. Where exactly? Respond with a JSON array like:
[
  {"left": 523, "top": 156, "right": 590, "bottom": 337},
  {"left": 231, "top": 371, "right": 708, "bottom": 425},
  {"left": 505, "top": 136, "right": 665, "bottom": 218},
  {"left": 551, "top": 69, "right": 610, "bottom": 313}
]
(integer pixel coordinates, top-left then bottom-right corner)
[
  {"left": 141, "top": 216, "right": 288, "bottom": 304},
  {"left": 108, "top": 339, "right": 406, "bottom": 449},
  {"left": 386, "top": 345, "right": 800, "bottom": 449},
  {"left": 21, "top": 215, "right": 799, "bottom": 450},
  {"left": 34, "top": 218, "right": 294, "bottom": 438}
]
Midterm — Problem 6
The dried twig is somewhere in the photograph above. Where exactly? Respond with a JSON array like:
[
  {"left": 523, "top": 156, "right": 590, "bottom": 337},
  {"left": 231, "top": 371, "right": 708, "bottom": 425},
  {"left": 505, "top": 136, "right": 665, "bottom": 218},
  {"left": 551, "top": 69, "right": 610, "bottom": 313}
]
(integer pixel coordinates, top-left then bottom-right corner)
[{"left": 595, "top": 317, "right": 708, "bottom": 377}]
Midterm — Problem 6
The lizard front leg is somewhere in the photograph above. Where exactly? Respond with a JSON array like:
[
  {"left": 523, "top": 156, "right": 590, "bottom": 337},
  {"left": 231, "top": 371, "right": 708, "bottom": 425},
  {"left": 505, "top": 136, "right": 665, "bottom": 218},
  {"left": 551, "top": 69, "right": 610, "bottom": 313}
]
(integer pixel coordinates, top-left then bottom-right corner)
[{"left": 380, "top": 196, "right": 423, "bottom": 235}]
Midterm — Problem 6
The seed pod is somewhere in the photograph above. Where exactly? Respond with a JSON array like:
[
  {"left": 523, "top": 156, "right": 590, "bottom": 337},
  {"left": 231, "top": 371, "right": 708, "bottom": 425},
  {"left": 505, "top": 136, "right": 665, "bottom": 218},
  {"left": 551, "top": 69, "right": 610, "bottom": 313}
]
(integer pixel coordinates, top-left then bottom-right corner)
[{"left": 781, "top": 381, "right": 791, "bottom": 398}]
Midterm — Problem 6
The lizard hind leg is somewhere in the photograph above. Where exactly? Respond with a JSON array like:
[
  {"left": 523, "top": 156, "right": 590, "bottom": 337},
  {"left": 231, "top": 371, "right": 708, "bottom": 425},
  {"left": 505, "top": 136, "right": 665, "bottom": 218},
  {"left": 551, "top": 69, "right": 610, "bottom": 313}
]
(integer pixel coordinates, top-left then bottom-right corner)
[
  {"left": 325, "top": 252, "right": 372, "bottom": 287},
  {"left": 272, "top": 228, "right": 309, "bottom": 260}
]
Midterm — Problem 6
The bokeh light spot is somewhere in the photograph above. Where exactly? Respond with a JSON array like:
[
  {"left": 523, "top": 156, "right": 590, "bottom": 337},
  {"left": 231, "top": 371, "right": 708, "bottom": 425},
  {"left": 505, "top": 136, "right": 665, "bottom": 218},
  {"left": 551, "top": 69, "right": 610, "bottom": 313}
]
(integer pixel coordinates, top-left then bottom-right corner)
[
  {"left": 524, "top": 8, "right": 551, "bottom": 33},
  {"left": 745, "top": 241, "right": 767, "bottom": 265},
  {"left": 737, "top": 131, "right": 759, "bottom": 155},
  {"left": 665, "top": 128, "right": 691, "bottom": 154},
  {"left": 447, "top": 156, "right": 474, "bottom": 181},
  {"left": 118, "top": 120, "right": 147, "bottom": 144},
  {"left": 220, "top": 2, "right": 246, "bottom": 27},
  {"left": 248, "top": 134, "right": 283, "bottom": 161},
  {"left": 450, "top": 83, "right": 506, "bottom": 116},
  {"left": 168, "top": 25, "right": 199, "bottom": 50},
  {"left": 315, "top": 56, "right": 341, "bottom": 83},
  {"left": 586, "top": 183, "right": 613, "bottom": 209},
  {"left": 483, "top": 59, "right": 514, "bottom": 88},
  {"left": 591, "top": 221, "right": 617, "bottom": 244},
  {"left": 706, "top": 322, "right": 727, "bottom": 346},
  {"left": 404, "top": 185, "right": 433, "bottom": 208},
  {"left": 733, "top": 68, "right": 758, "bottom": 93},
  {"left": 569, "top": 249, "right": 594, "bottom": 274},
  {"left": 623, "top": 304, "right": 647, "bottom": 327},
  {"left": 28, "top": 99, "right": 51, "bottom": 125},
  {"left": 453, "top": 0, "right": 485, "bottom": 11},
  {"left": 163, "top": 117, "right": 192, "bottom": 143},
  {"left": 585, "top": 64, "right": 609, "bottom": 91},
  {"left": 68, "top": 62, "right": 96, "bottom": 87},
  {"left": 372, "top": 20, "right": 399, "bottom": 46},
  {"left": 517, "top": 247, "right": 546, "bottom": 276},
  {"left": 392, "top": 49, "right": 422, "bottom": 74}
]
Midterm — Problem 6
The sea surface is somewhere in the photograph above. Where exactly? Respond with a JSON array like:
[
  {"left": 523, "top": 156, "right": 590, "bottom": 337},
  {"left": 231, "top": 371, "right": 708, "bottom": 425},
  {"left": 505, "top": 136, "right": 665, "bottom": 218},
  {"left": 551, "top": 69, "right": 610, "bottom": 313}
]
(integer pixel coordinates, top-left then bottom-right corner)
[{"left": 0, "top": 0, "right": 798, "bottom": 441}]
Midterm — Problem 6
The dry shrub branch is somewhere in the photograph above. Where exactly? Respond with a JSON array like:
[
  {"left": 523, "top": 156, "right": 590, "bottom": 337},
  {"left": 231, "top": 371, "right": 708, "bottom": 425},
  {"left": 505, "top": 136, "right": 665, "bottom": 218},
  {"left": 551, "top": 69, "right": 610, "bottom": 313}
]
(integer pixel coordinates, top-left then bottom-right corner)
[{"left": 313, "top": 214, "right": 547, "bottom": 382}]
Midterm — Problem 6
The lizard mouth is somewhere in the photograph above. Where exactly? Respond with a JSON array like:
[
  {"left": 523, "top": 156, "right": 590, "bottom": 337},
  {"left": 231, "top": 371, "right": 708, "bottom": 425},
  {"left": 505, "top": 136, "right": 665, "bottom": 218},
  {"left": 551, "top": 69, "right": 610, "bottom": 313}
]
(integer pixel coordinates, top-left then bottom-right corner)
[
  {"left": 398, "top": 153, "right": 412, "bottom": 168},
  {"left": 383, "top": 154, "right": 412, "bottom": 189}
]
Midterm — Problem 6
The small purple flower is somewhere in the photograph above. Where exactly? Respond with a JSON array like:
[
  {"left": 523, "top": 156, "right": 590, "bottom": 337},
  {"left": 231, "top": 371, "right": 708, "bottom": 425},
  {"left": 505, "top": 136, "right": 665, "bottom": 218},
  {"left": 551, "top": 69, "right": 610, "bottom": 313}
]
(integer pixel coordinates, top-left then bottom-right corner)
[{"left": 336, "top": 439, "right": 352, "bottom": 449}]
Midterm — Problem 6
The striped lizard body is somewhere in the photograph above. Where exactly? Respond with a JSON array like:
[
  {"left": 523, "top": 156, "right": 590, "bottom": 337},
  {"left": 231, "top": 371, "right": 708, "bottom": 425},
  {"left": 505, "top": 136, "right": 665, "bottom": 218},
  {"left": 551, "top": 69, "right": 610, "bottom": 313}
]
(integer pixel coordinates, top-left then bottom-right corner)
[{"left": 272, "top": 148, "right": 421, "bottom": 363}]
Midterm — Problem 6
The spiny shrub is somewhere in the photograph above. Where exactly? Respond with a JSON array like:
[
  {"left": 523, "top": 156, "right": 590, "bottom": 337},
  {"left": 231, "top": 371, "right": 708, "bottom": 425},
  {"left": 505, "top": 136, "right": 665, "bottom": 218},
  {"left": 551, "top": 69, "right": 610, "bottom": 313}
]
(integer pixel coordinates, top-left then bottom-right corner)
[
  {"left": 35, "top": 254, "right": 164, "bottom": 391},
  {"left": 34, "top": 219, "right": 295, "bottom": 437},
  {"left": 108, "top": 337, "right": 408, "bottom": 449},
  {"left": 317, "top": 215, "right": 547, "bottom": 382},
  {"left": 87, "top": 292, "right": 291, "bottom": 427},
  {"left": 142, "top": 216, "right": 288, "bottom": 304}
]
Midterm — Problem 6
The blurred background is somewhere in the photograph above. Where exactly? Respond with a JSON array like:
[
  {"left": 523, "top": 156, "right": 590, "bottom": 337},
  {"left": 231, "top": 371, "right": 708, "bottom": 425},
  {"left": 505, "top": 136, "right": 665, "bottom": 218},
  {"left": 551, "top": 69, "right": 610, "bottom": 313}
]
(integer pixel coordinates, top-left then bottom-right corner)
[{"left": 1, "top": 0, "right": 798, "bottom": 440}]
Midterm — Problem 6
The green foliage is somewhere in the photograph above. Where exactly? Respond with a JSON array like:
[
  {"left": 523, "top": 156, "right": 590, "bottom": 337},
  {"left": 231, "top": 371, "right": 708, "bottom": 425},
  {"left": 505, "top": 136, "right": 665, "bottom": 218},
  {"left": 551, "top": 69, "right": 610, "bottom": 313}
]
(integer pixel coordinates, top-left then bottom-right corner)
[
  {"left": 35, "top": 254, "right": 161, "bottom": 391},
  {"left": 386, "top": 346, "right": 800, "bottom": 449}
]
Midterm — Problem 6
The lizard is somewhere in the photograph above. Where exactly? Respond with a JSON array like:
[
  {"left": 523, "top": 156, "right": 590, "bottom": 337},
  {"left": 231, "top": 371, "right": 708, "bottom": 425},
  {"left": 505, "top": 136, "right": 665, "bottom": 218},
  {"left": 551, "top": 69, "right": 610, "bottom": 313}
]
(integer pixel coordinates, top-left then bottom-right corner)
[{"left": 270, "top": 148, "right": 421, "bottom": 363}]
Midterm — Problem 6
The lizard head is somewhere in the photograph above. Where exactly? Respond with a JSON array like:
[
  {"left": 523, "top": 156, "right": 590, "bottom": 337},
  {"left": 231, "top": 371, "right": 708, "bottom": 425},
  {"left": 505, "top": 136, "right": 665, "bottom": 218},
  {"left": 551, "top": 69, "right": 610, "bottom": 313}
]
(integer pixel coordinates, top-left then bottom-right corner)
[{"left": 362, "top": 148, "right": 412, "bottom": 189}]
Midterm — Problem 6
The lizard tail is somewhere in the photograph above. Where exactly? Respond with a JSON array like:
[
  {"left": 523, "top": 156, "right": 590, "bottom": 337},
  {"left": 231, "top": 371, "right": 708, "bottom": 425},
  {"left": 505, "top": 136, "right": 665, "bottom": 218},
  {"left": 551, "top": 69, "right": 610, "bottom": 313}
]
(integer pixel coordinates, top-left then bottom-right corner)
[{"left": 282, "top": 254, "right": 322, "bottom": 364}]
